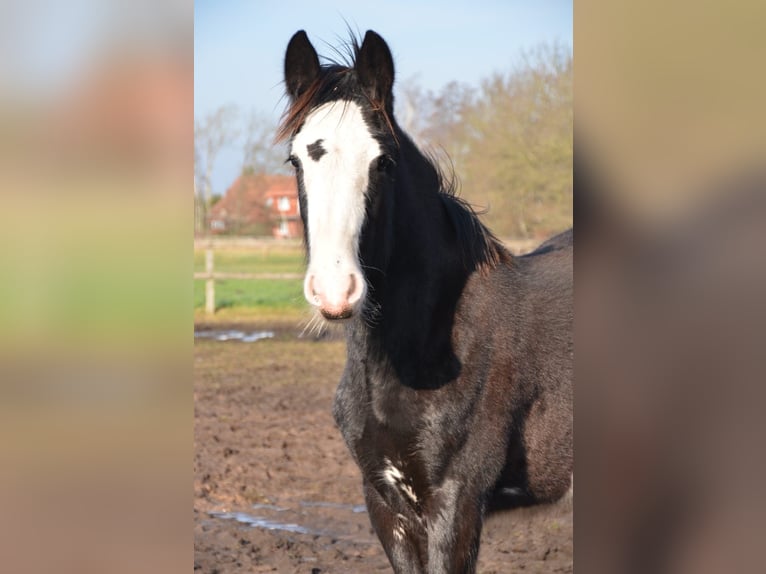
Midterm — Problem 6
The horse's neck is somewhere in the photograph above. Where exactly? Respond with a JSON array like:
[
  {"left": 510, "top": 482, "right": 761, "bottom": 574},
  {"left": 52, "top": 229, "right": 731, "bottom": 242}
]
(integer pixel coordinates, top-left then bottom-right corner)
[
  {"left": 385, "top": 154, "right": 458, "bottom": 292},
  {"left": 350, "top": 158, "right": 468, "bottom": 384},
  {"left": 392, "top": 140, "right": 454, "bottom": 263}
]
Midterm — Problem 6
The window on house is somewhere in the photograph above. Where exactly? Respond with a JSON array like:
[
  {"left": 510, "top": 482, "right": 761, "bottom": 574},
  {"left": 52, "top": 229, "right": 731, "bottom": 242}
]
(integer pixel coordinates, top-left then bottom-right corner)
[
  {"left": 279, "top": 220, "right": 289, "bottom": 236},
  {"left": 265, "top": 197, "right": 273, "bottom": 207},
  {"left": 278, "top": 197, "right": 290, "bottom": 212}
]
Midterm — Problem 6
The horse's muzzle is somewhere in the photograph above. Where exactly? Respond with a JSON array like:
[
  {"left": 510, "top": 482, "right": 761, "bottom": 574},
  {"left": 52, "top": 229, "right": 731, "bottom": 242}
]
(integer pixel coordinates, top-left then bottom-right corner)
[{"left": 305, "top": 271, "right": 365, "bottom": 320}]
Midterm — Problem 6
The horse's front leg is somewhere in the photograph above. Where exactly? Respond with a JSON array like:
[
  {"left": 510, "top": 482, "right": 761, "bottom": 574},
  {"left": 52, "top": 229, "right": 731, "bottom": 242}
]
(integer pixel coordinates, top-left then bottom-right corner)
[
  {"left": 424, "top": 479, "right": 486, "bottom": 574},
  {"left": 364, "top": 479, "right": 427, "bottom": 574}
]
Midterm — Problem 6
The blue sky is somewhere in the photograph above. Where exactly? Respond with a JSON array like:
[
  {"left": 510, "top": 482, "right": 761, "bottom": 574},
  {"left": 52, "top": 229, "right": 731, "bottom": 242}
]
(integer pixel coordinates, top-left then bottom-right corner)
[{"left": 195, "top": 0, "right": 572, "bottom": 194}]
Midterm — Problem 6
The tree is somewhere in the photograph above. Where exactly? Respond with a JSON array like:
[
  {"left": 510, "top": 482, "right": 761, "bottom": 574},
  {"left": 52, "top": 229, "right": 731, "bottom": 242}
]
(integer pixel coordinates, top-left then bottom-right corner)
[
  {"left": 225, "top": 110, "right": 291, "bottom": 235},
  {"left": 399, "top": 43, "right": 573, "bottom": 238},
  {"left": 194, "top": 104, "right": 240, "bottom": 234},
  {"left": 462, "top": 43, "right": 573, "bottom": 237},
  {"left": 194, "top": 143, "right": 205, "bottom": 234},
  {"left": 241, "top": 110, "right": 290, "bottom": 176},
  {"left": 396, "top": 77, "right": 476, "bottom": 176}
]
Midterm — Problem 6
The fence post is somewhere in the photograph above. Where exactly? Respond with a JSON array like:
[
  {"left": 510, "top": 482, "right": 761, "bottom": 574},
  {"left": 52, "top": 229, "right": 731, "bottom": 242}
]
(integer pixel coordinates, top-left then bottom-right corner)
[{"left": 205, "top": 248, "right": 215, "bottom": 315}]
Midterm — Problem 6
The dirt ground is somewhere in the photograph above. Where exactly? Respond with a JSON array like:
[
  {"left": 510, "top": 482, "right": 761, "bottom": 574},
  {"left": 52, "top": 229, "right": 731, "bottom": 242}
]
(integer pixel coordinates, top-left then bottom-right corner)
[{"left": 194, "top": 323, "right": 572, "bottom": 573}]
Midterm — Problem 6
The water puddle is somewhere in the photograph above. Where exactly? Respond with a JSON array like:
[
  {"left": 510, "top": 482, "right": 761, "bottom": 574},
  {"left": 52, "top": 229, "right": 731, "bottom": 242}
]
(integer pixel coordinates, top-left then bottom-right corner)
[
  {"left": 299, "top": 500, "right": 367, "bottom": 513},
  {"left": 209, "top": 511, "right": 324, "bottom": 536},
  {"left": 194, "top": 329, "right": 274, "bottom": 342},
  {"left": 251, "top": 503, "right": 289, "bottom": 512},
  {"left": 210, "top": 499, "right": 370, "bottom": 541}
]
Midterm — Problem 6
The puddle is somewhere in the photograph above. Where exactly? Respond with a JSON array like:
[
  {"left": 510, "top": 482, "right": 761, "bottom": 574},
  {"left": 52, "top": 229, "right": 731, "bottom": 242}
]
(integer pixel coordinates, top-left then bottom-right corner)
[
  {"left": 251, "top": 503, "right": 288, "bottom": 512},
  {"left": 210, "top": 511, "right": 324, "bottom": 536},
  {"left": 210, "top": 499, "right": 369, "bottom": 540},
  {"left": 194, "top": 330, "right": 274, "bottom": 342},
  {"left": 300, "top": 501, "right": 367, "bottom": 513}
]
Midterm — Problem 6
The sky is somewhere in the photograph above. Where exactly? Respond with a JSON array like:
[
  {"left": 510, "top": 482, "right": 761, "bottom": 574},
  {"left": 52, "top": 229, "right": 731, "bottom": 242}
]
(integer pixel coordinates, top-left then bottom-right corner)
[{"left": 195, "top": 0, "right": 572, "bottom": 195}]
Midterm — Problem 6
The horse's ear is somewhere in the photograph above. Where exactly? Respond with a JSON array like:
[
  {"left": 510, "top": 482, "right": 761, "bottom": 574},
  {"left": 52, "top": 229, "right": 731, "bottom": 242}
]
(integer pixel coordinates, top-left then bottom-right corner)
[
  {"left": 356, "top": 30, "right": 395, "bottom": 106},
  {"left": 284, "top": 30, "right": 320, "bottom": 100}
]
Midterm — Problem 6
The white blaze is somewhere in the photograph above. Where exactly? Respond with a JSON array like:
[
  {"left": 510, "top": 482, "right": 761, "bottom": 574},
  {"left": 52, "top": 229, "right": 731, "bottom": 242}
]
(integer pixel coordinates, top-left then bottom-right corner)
[{"left": 291, "top": 100, "right": 380, "bottom": 314}]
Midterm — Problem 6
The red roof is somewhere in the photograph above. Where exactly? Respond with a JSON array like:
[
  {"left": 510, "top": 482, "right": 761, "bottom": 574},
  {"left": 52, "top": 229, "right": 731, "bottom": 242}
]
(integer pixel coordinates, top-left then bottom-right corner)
[{"left": 209, "top": 173, "right": 299, "bottom": 235}]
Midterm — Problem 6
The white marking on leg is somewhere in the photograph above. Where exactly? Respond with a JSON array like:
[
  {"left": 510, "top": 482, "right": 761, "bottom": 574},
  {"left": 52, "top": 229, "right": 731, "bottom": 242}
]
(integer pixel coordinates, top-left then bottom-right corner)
[
  {"left": 393, "top": 513, "right": 407, "bottom": 542},
  {"left": 381, "top": 459, "right": 419, "bottom": 504},
  {"left": 400, "top": 482, "right": 418, "bottom": 504},
  {"left": 382, "top": 458, "right": 405, "bottom": 485}
]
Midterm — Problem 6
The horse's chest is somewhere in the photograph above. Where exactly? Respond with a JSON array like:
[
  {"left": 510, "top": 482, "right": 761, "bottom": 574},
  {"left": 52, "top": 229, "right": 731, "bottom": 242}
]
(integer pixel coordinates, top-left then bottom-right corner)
[
  {"left": 355, "top": 384, "right": 426, "bottom": 455},
  {"left": 334, "top": 352, "right": 469, "bottom": 497},
  {"left": 355, "top": 412, "right": 430, "bottom": 512}
]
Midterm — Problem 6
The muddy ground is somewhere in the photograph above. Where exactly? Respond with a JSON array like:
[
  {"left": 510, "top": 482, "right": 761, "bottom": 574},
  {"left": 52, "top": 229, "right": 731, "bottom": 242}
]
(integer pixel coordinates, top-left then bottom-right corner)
[{"left": 194, "top": 324, "right": 572, "bottom": 573}]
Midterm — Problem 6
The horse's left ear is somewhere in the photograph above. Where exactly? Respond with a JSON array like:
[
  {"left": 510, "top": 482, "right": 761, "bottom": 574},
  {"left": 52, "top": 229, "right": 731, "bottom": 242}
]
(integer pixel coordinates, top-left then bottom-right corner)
[
  {"left": 356, "top": 30, "right": 395, "bottom": 106},
  {"left": 284, "top": 30, "right": 320, "bottom": 101}
]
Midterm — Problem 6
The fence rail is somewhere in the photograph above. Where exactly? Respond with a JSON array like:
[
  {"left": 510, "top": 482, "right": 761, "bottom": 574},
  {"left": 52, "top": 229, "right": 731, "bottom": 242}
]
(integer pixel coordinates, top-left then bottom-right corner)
[
  {"left": 193, "top": 272, "right": 303, "bottom": 280},
  {"left": 194, "top": 236, "right": 302, "bottom": 251},
  {"left": 194, "top": 237, "right": 544, "bottom": 314},
  {"left": 196, "top": 247, "right": 303, "bottom": 315}
]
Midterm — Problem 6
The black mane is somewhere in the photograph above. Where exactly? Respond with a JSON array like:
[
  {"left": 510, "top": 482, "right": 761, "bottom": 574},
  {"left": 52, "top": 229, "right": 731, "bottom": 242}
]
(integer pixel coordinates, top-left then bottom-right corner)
[
  {"left": 427, "top": 149, "right": 509, "bottom": 272},
  {"left": 278, "top": 34, "right": 507, "bottom": 276}
]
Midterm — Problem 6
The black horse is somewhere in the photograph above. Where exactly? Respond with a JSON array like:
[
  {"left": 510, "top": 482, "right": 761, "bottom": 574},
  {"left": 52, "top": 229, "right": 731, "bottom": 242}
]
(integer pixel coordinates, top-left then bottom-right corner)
[{"left": 279, "top": 30, "right": 572, "bottom": 573}]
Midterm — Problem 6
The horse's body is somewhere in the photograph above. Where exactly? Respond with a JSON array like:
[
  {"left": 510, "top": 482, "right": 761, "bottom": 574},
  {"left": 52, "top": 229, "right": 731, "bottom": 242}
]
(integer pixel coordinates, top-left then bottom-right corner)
[{"left": 280, "top": 30, "right": 572, "bottom": 573}]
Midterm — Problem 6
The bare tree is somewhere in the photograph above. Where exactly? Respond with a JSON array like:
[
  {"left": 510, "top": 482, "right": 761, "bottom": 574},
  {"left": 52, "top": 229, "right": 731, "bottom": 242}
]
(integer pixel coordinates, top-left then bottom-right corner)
[
  {"left": 396, "top": 76, "right": 430, "bottom": 147},
  {"left": 462, "top": 43, "right": 572, "bottom": 237},
  {"left": 241, "top": 110, "right": 289, "bottom": 176},
  {"left": 396, "top": 43, "right": 572, "bottom": 238},
  {"left": 194, "top": 104, "right": 240, "bottom": 234},
  {"left": 223, "top": 111, "right": 291, "bottom": 235},
  {"left": 396, "top": 77, "right": 475, "bottom": 176},
  {"left": 194, "top": 143, "right": 206, "bottom": 234}
]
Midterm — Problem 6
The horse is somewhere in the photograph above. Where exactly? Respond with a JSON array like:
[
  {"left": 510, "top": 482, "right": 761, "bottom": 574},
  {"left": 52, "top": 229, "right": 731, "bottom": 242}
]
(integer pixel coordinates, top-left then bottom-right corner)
[{"left": 279, "top": 29, "right": 573, "bottom": 573}]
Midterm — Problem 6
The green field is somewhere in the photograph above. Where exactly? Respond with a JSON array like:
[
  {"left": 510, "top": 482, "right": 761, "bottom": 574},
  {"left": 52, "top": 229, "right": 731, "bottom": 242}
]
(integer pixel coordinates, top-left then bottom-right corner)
[
  {"left": 193, "top": 278, "right": 304, "bottom": 309},
  {"left": 192, "top": 239, "right": 539, "bottom": 321},
  {"left": 194, "top": 246, "right": 308, "bottom": 319},
  {"left": 193, "top": 248, "right": 305, "bottom": 275}
]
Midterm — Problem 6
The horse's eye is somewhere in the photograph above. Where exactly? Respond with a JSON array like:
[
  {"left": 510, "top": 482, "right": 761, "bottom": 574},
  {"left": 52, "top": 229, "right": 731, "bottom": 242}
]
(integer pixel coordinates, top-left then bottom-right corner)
[
  {"left": 376, "top": 155, "right": 393, "bottom": 173},
  {"left": 287, "top": 155, "right": 300, "bottom": 169}
]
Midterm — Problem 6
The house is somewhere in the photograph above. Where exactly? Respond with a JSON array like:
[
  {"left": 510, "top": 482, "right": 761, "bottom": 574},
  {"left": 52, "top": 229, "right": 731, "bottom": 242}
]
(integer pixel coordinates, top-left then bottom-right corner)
[
  {"left": 265, "top": 185, "right": 302, "bottom": 239},
  {"left": 209, "top": 173, "right": 302, "bottom": 237}
]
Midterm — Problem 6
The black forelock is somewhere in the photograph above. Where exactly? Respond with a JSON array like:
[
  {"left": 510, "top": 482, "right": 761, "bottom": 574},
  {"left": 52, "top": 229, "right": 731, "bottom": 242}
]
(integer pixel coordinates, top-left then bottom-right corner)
[{"left": 277, "top": 34, "right": 396, "bottom": 144}]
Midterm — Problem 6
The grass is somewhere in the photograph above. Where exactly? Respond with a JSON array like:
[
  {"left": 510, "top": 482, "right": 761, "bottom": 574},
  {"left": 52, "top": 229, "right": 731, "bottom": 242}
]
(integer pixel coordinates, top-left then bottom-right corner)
[
  {"left": 192, "top": 239, "right": 539, "bottom": 320},
  {"left": 194, "top": 278, "right": 304, "bottom": 309},
  {"left": 194, "top": 246, "right": 308, "bottom": 317},
  {"left": 194, "top": 248, "right": 305, "bottom": 275}
]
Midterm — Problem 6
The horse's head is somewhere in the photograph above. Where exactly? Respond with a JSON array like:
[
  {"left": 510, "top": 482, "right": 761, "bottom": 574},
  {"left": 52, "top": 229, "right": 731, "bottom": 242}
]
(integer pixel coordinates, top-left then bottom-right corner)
[{"left": 281, "top": 30, "right": 397, "bottom": 321}]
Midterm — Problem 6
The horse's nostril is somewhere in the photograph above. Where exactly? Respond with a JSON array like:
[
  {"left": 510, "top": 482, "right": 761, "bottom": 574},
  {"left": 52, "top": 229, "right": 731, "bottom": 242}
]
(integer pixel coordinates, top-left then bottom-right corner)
[
  {"left": 347, "top": 274, "right": 356, "bottom": 298},
  {"left": 307, "top": 275, "right": 321, "bottom": 305}
]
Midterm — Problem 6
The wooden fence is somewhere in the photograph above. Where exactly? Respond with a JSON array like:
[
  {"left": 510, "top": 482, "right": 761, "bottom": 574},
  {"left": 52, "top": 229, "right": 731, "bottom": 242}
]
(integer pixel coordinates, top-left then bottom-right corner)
[
  {"left": 193, "top": 247, "right": 303, "bottom": 315},
  {"left": 193, "top": 236, "right": 540, "bottom": 314}
]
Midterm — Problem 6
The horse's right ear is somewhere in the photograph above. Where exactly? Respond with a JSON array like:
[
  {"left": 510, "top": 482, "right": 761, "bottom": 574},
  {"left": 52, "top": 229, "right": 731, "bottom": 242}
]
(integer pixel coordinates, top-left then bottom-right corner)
[
  {"left": 356, "top": 30, "right": 395, "bottom": 107},
  {"left": 284, "top": 30, "right": 320, "bottom": 100}
]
